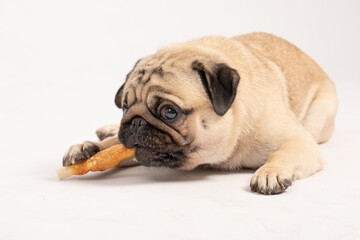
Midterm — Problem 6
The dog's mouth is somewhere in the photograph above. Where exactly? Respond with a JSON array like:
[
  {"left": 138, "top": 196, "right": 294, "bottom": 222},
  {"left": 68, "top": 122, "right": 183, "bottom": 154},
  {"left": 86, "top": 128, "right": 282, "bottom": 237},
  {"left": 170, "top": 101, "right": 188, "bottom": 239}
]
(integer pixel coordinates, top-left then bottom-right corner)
[{"left": 135, "top": 147, "right": 186, "bottom": 168}]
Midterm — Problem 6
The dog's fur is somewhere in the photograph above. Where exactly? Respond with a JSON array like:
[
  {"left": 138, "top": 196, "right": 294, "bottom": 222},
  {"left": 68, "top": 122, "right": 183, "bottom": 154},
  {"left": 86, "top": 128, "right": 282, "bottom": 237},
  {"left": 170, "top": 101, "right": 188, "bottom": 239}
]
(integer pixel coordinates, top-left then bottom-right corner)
[{"left": 63, "top": 32, "right": 337, "bottom": 194}]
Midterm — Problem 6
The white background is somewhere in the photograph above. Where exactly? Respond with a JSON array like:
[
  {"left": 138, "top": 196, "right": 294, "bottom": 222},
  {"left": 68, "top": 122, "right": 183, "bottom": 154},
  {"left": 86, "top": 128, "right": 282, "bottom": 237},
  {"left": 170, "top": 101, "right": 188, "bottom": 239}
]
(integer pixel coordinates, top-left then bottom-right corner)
[{"left": 1, "top": 0, "right": 360, "bottom": 239}]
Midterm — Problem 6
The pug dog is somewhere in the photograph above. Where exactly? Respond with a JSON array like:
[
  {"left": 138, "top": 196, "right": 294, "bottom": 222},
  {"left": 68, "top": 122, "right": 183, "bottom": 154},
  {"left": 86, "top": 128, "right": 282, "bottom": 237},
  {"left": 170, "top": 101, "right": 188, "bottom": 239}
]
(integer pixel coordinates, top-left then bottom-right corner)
[{"left": 63, "top": 32, "right": 337, "bottom": 194}]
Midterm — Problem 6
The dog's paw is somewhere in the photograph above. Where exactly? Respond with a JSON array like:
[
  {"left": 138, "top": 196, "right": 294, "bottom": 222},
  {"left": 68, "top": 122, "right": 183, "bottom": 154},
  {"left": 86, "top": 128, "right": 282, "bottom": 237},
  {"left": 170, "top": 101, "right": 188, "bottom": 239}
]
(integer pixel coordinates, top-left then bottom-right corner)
[
  {"left": 250, "top": 165, "right": 293, "bottom": 195},
  {"left": 62, "top": 141, "right": 100, "bottom": 166},
  {"left": 96, "top": 123, "right": 120, "bottom": 141}
]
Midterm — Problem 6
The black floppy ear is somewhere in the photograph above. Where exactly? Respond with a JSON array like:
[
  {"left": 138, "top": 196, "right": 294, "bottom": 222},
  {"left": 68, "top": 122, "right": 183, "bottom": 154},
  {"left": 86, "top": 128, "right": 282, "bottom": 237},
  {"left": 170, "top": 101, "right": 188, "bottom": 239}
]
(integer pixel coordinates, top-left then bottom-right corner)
[
  {"left": 114, "top": 84, "right": 125, "bottom": 109},
  {"left": 192, "top": 60, "right": 240, "bottom": 116}
]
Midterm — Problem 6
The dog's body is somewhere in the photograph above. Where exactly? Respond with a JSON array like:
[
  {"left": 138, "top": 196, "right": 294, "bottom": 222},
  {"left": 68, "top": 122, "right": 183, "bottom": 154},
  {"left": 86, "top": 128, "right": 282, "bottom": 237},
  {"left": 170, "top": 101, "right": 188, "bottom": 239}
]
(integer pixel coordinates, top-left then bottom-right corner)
[{"left": 63, "top": 32, "right": 337, "bottom": 194}]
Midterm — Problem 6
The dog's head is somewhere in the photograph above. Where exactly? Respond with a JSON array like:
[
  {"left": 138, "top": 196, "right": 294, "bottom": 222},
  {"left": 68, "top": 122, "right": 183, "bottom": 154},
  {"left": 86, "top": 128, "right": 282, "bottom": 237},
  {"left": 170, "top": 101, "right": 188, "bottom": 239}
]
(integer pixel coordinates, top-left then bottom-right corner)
[{"left": 115, "top": 47, "right": 240, "bottom": 170}]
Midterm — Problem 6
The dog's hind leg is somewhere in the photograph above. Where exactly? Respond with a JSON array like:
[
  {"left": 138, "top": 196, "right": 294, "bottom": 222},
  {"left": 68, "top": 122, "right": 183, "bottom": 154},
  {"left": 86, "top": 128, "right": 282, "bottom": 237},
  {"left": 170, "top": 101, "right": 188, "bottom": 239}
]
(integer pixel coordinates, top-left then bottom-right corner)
[{"left": 302, "top": 82, "right": 338, "bottom": 144}]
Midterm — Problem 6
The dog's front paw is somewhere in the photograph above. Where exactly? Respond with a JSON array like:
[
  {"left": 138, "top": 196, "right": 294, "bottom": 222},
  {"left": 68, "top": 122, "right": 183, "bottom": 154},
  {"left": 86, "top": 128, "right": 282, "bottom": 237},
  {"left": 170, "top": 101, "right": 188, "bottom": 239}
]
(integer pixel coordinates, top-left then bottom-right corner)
[
  {"left": 96, "top": 123, "right": 120, "bottom": 141},
  {"left": 62, "top": 141, "right": 100, "bottom": 166},
  {"left": 250, "top": 165, "right": 293, "bottom": 195}
]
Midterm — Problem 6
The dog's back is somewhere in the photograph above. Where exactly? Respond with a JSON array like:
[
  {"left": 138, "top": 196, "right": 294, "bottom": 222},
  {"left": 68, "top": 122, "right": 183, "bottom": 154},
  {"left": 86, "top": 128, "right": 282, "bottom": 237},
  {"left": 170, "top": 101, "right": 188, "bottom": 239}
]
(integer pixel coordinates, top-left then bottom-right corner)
[
  {"left": 231, "top": 32, "right": 337, "bottom": 143},
  {"left": 233, "top": 33, "right": 334, "bottom": 120}
]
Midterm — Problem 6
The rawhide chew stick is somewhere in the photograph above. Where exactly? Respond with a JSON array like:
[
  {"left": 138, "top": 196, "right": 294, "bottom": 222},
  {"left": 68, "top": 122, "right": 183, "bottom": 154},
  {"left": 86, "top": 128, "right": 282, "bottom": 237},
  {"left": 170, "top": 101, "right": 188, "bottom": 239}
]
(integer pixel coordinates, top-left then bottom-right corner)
[{"left": 56, "top": 144, "right": 135, "bottom": 180}]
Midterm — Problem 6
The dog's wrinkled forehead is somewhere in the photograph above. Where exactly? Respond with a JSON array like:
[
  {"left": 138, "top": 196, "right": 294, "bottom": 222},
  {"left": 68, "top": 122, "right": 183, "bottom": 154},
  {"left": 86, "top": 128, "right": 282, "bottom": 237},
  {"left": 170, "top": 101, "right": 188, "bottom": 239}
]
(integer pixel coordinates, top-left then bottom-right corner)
[
  {"left": 118, "top": 55, "right": 202, "bottom": 110},
  {"left": 128, "top": 58, "right": 164, "bottom": 86},
  {"left": 121, "top": 61, "right": 164, "bottom": 109}
]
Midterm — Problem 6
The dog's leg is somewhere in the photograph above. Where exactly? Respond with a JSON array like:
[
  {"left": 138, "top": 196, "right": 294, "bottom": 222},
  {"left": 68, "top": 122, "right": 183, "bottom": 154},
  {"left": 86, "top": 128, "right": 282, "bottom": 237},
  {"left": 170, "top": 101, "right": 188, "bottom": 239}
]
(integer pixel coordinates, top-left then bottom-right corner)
[
  {"left": 302, "top": 86, "right": 338, "bottom": 144},
  {"left": 96, "top": 123, "right": 120, "bottom": 141},
  {"left": 62, "top": 135, "right": 120, "bottom": 166},
  {"left": 250, "top": 127, "right": 324, "bottom": 194}
]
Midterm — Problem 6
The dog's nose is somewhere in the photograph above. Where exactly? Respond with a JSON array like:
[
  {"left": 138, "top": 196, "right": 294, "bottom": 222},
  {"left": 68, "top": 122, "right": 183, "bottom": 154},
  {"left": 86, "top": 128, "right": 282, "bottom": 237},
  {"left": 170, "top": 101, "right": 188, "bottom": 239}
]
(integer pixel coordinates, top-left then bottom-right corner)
[{"left": 130, "top": 117, "right": 147, "bottom": 133}]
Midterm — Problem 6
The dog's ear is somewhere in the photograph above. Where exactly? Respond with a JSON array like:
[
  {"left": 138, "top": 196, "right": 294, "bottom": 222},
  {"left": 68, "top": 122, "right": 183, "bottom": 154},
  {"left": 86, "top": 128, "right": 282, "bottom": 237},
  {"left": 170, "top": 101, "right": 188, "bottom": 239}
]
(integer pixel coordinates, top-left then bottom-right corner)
[
  {"left": 192, "top": 60, "right": 240, "bottom": 116},
  {"left": 115, "top": 59, "right": 143, "bottom": 109},
  {"left": 114, "top": 84, "right": 124, "bottom": 109}
]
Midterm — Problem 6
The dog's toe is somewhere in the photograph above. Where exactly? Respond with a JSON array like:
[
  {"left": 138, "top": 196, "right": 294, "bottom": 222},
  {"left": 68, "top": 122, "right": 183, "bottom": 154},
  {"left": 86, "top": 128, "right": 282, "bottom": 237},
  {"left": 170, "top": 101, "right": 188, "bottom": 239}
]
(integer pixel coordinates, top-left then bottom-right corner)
[
  {"left": 63, "top": 141, "right": 100, "bottom": 166},
  {"left": 250, "top": 165, "right": 292, "bottom": 195},
  {"left": 82, "top": 142, "right": 100, "bottom": 159}
]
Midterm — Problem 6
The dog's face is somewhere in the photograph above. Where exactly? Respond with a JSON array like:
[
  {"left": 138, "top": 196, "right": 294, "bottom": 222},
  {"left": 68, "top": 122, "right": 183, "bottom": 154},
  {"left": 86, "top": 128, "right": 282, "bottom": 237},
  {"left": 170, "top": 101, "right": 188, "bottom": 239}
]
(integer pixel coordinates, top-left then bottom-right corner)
[{"left": 115, "top": 48, "right": 240, "bottom": 170}]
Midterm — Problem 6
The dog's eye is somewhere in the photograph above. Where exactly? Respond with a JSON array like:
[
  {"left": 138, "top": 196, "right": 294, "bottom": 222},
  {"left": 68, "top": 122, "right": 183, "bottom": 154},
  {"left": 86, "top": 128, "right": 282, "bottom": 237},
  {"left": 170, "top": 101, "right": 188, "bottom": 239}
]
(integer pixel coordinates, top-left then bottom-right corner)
[{"left": 161, "top": 106, "right": 177, "bottom": 120}]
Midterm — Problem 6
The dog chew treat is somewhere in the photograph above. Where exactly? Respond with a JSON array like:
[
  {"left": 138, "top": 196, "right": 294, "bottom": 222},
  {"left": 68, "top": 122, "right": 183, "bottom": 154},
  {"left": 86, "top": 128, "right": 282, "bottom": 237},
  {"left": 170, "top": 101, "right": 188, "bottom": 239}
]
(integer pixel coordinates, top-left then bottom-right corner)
[{"left": 56, "top": 144, "right": 135, "bottom": 180}]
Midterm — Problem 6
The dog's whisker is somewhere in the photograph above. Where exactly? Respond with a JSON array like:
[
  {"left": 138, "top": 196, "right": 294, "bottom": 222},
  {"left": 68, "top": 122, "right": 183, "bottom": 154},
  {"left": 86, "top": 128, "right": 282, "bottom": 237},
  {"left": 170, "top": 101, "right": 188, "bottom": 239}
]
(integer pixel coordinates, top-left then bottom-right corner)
[
  {"left": 194, "top": 149, "right": 206, "bottom": 162},
  {"left": 169, "top": 149, "right": 175, "bottom": 160}
]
